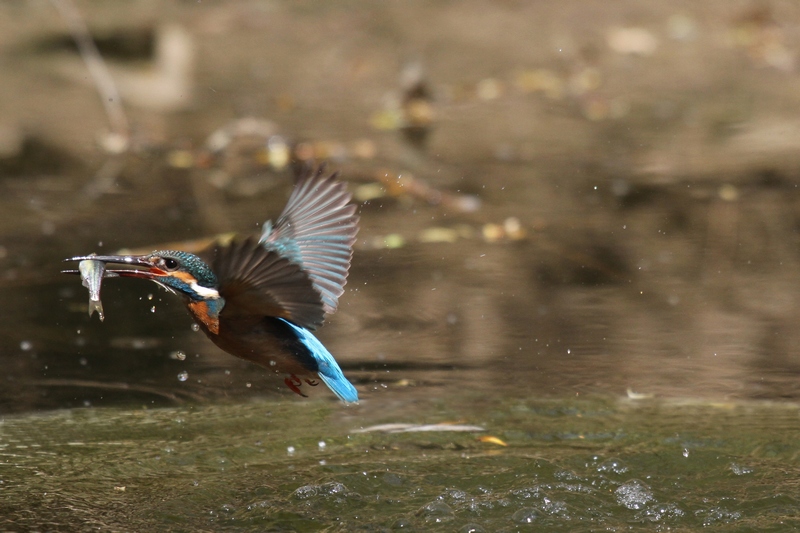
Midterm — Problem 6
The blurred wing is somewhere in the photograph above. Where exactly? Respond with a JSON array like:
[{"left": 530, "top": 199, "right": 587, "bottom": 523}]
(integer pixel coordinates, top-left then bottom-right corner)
[
  {"left": 260, "top": 165, "right": 359, "bottom": 315},
  {"left": 208, "top": 237, "right": 325, "bottom": 329}
]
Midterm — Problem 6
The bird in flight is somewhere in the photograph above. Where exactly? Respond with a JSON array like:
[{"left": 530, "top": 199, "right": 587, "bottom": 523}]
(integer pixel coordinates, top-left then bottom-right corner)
[{"left": 64, "top": 165, "right": 359, "bottom": 403}]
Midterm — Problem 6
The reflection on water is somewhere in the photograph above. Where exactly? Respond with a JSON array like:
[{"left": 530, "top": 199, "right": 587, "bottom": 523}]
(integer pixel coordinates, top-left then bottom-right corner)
[
  {"left": 3, "top": 168, "right": 800, "bottom": 412},
  {"left": 3, "top": 1, "right": 800, "bottom": 411},
  {"left": 0, "top": 202, "right": 798, "bottom": 411}
]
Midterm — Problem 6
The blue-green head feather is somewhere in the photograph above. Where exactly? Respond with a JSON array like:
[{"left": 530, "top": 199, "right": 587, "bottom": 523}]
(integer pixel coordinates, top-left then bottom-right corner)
[{"left": 145, "top": 250, "right": 221, "bottom": 301}]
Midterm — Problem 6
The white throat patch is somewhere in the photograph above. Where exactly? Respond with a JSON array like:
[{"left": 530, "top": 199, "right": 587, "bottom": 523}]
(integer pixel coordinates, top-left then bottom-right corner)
[{"left": 190, "top": 281, "right": 220, "bottom": 299}]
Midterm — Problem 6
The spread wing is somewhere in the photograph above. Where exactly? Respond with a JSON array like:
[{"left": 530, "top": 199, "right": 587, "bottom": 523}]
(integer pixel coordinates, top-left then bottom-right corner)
[
  {"left": 260, "top": 165, "right": 359, "bottom": 316},
  {"left": 207, "top": 237, "right": 326, "bottom": 328}
]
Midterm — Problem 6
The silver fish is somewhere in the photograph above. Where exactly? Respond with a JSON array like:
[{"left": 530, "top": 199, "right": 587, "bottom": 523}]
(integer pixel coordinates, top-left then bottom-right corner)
[{"left": 78, "top": 257, "right": 118, "bottom": 321}]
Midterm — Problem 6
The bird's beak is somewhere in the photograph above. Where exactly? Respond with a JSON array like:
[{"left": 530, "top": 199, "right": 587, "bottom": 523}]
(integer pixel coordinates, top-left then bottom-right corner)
[{"left": 61, "top": 254, "right": 167, "bottom": 279}]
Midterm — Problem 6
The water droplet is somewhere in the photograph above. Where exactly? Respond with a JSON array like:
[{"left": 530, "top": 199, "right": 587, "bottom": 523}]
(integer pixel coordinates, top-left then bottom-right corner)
[
  {"left": 246, "top": 382, "right": 252, "bottom": 388},
  {"left": 512, "top": 508, "right": 538, "bottom": 524},
  {"left": 730, "top": 463, "right": 753, "bottom": 475},
  {"left": 418, "top": 501, "right": 455, "bottom": 524},
  {"left": 287, "top": 446, "right": 296, "bottom": 455},
  {"left": 177, "top": 371, "right": 189, "bottom": 382},
  {"left": 293, "top": 484, "right": 317, "bottom": 498},
  {"left": 147, "top": 294, "right": 154, "bottom": 301},
  {"left": 191, "top": 324, "right": 200, "bottom": 332},
  {"left": 170, "top": 351, "right": 187, "bottom": 361},
  {"left": 597, "top": 458, "right": 629, "bottom": 474},
  {"left": 682, "top": 448, "right": 689, "bottom": 458},
  {"left": 150, "top": 306, "right": 156, "bottom": 313},
  {"left": 79, "top": 357, "right": 88, "bottom": 366},
  {"left": 615, "top": 480, "right": 654, "bottom": 510},
  {"left": 318, "top": 441, "right": 326, "bottom": 450},
  {"left": 20, "top": 340, "right": 32, "bottom": 351}
]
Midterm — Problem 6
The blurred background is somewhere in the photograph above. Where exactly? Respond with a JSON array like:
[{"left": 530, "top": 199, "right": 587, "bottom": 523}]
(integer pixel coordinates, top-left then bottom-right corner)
[{"left": 2, "top": 0, "right": 800, "bottom": 411}]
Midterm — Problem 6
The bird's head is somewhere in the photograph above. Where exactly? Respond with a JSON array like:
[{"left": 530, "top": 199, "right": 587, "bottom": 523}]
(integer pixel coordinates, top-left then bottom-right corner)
[
  {"left": 71, "top": 250, "right": 220, "bottom": 302},
  {"left": 68, "top": 250, "right": 225, "bottom": 334}
]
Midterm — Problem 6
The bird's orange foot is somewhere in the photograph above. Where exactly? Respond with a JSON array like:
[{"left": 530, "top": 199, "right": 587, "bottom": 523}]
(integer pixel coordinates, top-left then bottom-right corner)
[
  {"left": 285, "top": 374, "right": 308, "bottom": 397},
  {"left": 305, "top": 379, "right": 319, "bottom": 387}
]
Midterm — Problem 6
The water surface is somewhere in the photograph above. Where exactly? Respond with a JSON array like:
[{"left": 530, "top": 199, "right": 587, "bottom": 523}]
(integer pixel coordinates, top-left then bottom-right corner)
[
  {"left": 3, "top": 1, "right": 800, "bottom": 530},
  {"left": 3, "top": 393, "right": 799, "bottom": 531}
]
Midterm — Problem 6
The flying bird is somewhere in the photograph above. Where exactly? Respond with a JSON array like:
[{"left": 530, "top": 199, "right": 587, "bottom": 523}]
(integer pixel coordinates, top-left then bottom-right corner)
[{"left": 64, "top": 165, "right": 359, "bottom": 403}]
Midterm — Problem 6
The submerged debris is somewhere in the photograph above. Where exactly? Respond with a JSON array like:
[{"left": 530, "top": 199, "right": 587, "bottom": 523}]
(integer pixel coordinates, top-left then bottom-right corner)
[{"left": 77, "top": 256, "right": 118, "bottom": 321}]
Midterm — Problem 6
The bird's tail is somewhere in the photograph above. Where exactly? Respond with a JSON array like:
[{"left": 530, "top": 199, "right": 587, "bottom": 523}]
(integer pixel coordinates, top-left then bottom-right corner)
[
  {"left": 317, "top": 359, "right": 359, "bottom": 404},
  {"left": 279, "top": 319, "right": 359, "bottom": 404}
]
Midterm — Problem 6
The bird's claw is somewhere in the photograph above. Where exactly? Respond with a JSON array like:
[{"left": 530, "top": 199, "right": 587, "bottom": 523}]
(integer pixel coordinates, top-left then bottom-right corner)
[{"left": 285, "top": 374, "right": 308, "bottom": 397}]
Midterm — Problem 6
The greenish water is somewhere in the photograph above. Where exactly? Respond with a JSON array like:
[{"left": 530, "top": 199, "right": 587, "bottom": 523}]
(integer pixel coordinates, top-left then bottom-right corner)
[{"left": 2, "top": 394, "right": 799, "bottom": 531}]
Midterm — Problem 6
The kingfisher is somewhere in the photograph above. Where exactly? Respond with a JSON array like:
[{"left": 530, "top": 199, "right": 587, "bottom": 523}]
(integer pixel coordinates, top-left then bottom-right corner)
[{"left": 64, "top": 165, "right": 359, "bottom": 403}]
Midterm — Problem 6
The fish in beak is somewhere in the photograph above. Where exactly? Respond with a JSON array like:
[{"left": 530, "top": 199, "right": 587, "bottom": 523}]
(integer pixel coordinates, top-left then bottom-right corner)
[
  {"left": 62, "top": 254, "right": 167, "bottom": 280},
  {"left": 62, "top": 254, "right": 168, "bottom": 320}
]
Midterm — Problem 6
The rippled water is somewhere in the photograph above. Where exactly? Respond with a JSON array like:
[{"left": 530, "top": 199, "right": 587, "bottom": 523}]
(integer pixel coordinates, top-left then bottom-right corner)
[{"left": 2, "top": 394, "right": 800, "bottom": 531}]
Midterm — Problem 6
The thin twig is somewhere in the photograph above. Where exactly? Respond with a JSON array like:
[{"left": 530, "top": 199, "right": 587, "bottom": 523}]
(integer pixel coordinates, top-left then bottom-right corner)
[{"left": 49, "top": 0, "right": 130, "bottom": 143}]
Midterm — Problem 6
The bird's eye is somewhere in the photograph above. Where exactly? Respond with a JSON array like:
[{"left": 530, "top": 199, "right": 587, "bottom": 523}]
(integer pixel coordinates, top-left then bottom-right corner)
[{"left": 162, "top": 257, "right": 179, "bottom": 271}]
